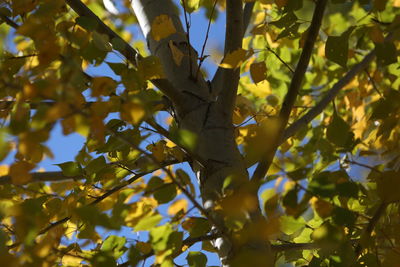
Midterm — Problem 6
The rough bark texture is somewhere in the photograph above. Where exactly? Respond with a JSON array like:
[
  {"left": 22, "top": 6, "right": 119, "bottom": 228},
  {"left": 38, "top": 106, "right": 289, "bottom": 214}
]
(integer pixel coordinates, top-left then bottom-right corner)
[{"left": 132, "top": 0, "right": 273, "bottom": 266}]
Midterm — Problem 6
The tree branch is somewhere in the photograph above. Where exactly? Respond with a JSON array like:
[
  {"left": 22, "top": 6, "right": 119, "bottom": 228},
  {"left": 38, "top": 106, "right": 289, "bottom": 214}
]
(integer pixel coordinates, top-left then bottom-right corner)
[
  {"left": 0, "top": 171, "right": 80, "bottom": 185},
  {"left": 64, "top": 0, "right": 184, "bottom": 106},
  {"left": 281, "top": 50, "right": 375, "bottom": 141},
  {"left": 243, "top": 2, "right": 255, "bottom": 35},
  {"left": 252, "top": 0, "right": 327, "bottom": 181},
  {"left": 213, "top": 0, "right": 243, "bottom": 120},
  {"left": 131, "top": 0, "right": 210, "bottom": 103},
  {"left": 355, "top": 202, "right": 388, "bottom": 256}
]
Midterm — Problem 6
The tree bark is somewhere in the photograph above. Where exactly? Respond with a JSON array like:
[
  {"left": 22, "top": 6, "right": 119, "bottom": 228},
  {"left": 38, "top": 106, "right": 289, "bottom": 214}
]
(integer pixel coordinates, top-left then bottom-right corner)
[{"left": 131, "top": 0, "right": 273, "bottom": 266}]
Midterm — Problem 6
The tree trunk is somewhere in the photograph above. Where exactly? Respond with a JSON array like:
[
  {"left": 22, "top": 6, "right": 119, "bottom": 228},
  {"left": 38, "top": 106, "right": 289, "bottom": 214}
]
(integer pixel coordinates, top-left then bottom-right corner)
[{"left": 131, "top": 0, "right": 273, "bottom": 265}]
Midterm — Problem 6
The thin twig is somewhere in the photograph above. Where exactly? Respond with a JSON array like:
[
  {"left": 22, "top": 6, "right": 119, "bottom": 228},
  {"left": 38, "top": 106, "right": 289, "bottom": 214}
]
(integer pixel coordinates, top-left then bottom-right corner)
[
  {"left": 266, "top": 46, "right": 295, "bottom": 74},
  {"left": 196, "top": 0, "right": 217, "bottom": 78},
  {"left": 252, "top": 0, "right": 327, "bottom": 181},
  {"left": 181, "top": 0, "right": 194, "bottom": 79},
  {"left": 364, "top": 69, "right": 384, "bottom": 98}
]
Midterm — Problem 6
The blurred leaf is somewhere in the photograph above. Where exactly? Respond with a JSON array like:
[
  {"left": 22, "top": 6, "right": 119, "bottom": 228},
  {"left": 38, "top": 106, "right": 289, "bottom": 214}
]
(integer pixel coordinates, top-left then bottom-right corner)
[
  {"left": 325, "top": 27, "right": 354, "bottom": 67},
  {"left": 56, "top": 161, "right": 82, "bottom": 177},
  {"left": 250, "top": 61, "right": 267, "bottom": 84},
  {"left": 134, "top": 214, "right": 162, "bottom": 231},
  {"left": 151, "top": 15, "right": 177, "bottom": 41},
  {"left": 187, "top": 251, "right": 207, "bottom": 267}
]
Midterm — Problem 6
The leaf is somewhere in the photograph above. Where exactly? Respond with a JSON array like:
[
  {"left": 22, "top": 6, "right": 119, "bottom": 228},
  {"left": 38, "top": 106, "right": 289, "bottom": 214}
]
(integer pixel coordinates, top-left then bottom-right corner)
[
  {"left": 187, "top": 251, "right": 207, "bottom": 267},
  {"left": 106, "top": 62, "right": 127, "bottom": 75},
  {"left": 134, "top": 214, "right": 163, "bottom": 231},
  {"left": 325, "top": 27, "right": 354, "bottom": 67},
  {"left": 332, "top": 207, "right": 356, "bottom": 227},
  {"left": 280, "top": 216, "right": 306, "bottom": 235},
  {"left": 151, "top": 15, "right": 177, "bottom": 41},
  {"left": 375, "top": 42, "right": 397, "bottom": 66},
  {"left": 182, "top": 217, "right": 211, "bottom": 238},
  {"left": 154, "top": 184, "right": 177, "bottom": 204},
  {"left": 181, "top": 0, "right": 200, "bottom": 13},
  {"left": 376, "top": 171, "right": 400, "bottom": 203},
  {"left": 85, "top": 156, "right": 107, "bottom": 176},
  {"left": 250, "top": 61, "right": 267, "bottom": 84},
  {"left": 56, "top": 161, "right": 82, "bottom": 177},
  {"left": 101, "top": 235, "right": 127, "bottom": 259},
  {"left": 168, "top": 199, "right": 188, "bottom": 215},
  {"left": 120, "top": 102, "right": 146, "bottom": 125},
  {"left": 172, "top": 129, "right": 198, "bottom": 152},
  {"left": 76, "top": 16, "right": 98, "bottom": 31},
  {"left": 92, "top": 32, "right": 112, "bottom": 52},
  {"left": 270, "top": 12, "right": 297, "bottom": 28},
  {"left": 219, "top": 48, "right": 253, "bottom": 69},
  {"left": 326, "top": 112, "right": 354, "bottom": 148},
  {"left": 168, "top": 41, "right": 184, "bottom": 66},
  {"left": 138, "top": 56, "right": 165, "bottom": 80},
  {"left": 150, "top": 224, "right": 173, "bottom": 251},
  {"left": 9, "top": 161, "right": 34, "bottom": 185}
]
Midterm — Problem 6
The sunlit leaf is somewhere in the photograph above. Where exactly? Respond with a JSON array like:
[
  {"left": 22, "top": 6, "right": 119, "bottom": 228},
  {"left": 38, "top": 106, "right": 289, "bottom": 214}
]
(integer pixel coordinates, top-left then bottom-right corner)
[
  {"left": 151, "top": 15, "right": 177, "bottom": 41},
  {"left": 220, "top": 48, "right": 253, "bottom": 69}
]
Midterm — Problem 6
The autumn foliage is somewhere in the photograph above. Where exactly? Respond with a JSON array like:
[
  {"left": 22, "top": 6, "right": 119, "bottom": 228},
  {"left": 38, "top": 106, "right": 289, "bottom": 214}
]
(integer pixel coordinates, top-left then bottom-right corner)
[{"left": 1, "top": 0, "right": 400, "bottom": 266}]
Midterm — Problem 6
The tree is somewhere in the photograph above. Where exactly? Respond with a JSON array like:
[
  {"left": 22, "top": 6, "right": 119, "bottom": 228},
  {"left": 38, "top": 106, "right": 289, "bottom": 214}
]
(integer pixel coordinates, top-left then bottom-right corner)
[{"left": 0, "top": 0, "right": 400, "bottom": 266}]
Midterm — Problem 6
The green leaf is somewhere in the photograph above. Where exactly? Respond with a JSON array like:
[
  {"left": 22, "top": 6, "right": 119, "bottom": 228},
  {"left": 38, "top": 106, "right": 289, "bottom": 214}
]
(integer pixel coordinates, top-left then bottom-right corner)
[
  {"left": 85, "top": 156, "right": 107, "bottom": 175},
  {"left": 326, "top": 112, "right": 354, "bottom": 148},
  {"left": 76, "top": 16, "right": 98, "bottom": 31},
  {"left": 154, "top": 183, "right": 177, "bottom": 204},
  {"left": 92, "top": 32, "right": 112, "bottom": 52},
  {"left": 375, "top": 42, "right": 397, "bottom": 66},
  {"left": 332, "top": 207, "right": 356, "bottom": 227},
  {"left": 187, "top": 251, "right": 207, "bottom": 267},
  {"left": 173, "top": 129, "right": 198, "bottom": 152},
  {"left": 150, "top": 224, "right": 173, "bottom": 251},
  {"left": 270, "top": 12, "right": 297, "bottom": 29},
  {"left": 280, "top": 216, "right": 306, "bottom": 235},
  {"left": 101, "top": 235, "right": 127, "bottom": 259},
  {"left": 128, "top": 246, "right": 141, "bottom": 266},
  {"left": 75, "top": 206, "right": 118, "bottom": 229},
  {"left": 287, "top": 167, "right": 310, "bottom": 181},
  {"left": 336, "top": 182, "right": 359, "bottom": 198},
  {"left": 134, "top": 214, "right": 163, "bottom": 231},
  {"left": 106, "top": 62, "right": 128, "bottom": 76},
  {"left": 325, "top": 27, "right": 354, "bottom": 67},
  {"left": 110, "top": 37, "right": 126, "bottom": 52},
  {"left": 308, "top": 172, "right": 336, "bottom": 198},
  {"left": 56, "top": 161, "right": 82, "bottom": 177}
]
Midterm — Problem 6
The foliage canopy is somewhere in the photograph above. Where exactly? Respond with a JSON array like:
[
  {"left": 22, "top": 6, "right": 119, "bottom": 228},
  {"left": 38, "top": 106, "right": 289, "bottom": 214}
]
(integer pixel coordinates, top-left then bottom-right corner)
[{"left": 1, "top": 0, "right": 400, "bottom": 266}]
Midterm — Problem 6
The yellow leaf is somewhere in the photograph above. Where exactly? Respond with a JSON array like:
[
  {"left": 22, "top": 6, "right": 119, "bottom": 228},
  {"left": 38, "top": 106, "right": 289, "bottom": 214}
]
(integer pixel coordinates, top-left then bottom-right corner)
[
  {"left": 169, "top": 40, "right": 184, "bottom": 66},
  {"left": 0, "top": 165, "right": 9, "bottom": 176},
  {"left": 138, "top": 56, "right": 165, "bottom": 80},
  {"left": 151, "top": 15, "right": 177, "bottom": 41},
  {"left": 395, "top": 0, "right": 400, "bottom": 7},
  {"left": 91, "top": 77, "right": 117, "bottom": 97},
  {"left": 120, "top": 103, "right": 146, "bottom": 124},
  {"left": 168, "top": 199, "right": 188, "bottom": 216},
  {"left": 220, "top": 48, "right": 253, "bottom": 69},
  {"left": 250, "top": 61, "right": 267, "bottom": 84},
  {"left": 9, "top": 161, "right": 35, "bottom": 185},
  {"left": 61, "top": 255, "right": 82, "bottom": 266}
]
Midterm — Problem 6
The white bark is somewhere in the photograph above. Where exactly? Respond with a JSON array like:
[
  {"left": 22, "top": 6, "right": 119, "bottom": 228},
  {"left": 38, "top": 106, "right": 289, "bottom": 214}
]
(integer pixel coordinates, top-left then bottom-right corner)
[{"left": 132, "top": 1, "right": 273, "bottom": 265}]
